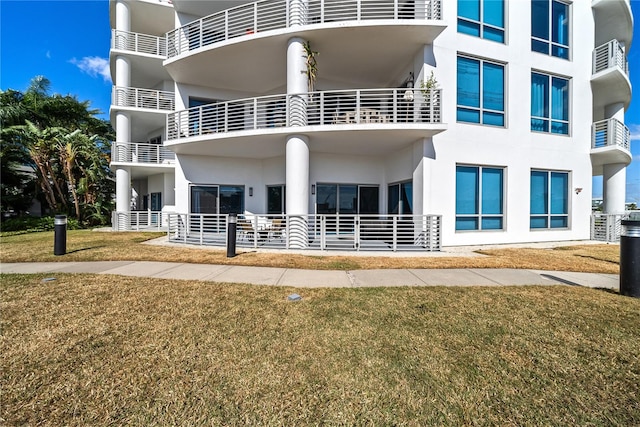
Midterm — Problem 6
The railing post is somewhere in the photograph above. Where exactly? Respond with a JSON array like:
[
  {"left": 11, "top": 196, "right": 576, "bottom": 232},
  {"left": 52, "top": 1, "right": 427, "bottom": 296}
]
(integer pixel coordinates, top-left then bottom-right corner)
[
  {"left": 356, "top": 90, "right": 361, "bottom": 124},
  {"left": 225, "top": 10, "right": 229, "bottom": 39},
  {"left": 357, "top": 0, "right": 361, "bottom": 20},
  {"left": 394, "top": 0, "right": 398, "bottom": 19},
  {"left": 254, "top": 98, "right": 258, "bottom": 129},
  {"left": 254, "top": 2, "right": 258, "bottom": 32}
]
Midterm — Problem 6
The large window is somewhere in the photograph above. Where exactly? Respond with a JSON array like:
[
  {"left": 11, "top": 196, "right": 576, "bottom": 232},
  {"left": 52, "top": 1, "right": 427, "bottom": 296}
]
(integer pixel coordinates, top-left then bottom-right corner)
[
  {"left": 531, "top": 72, "right": 569, "bottom": 135},
  {"left": 190, "top": 185, "right": 244, "bottom": 214},
  {"left": 530, "top": 170, "right": 569, "bottom": 229},
  {"left": 456, "top": 165, "right": 504, "bottom": 231},
  {"left": 457, "top": 56, "right": 505, "bottom": 127},
  {"left": 531, "top": 0, "right": 569, "bottom": 59},
  {"left": 458, "top": 0, "right": 505, "bottom": 43},
  {"left": 267, "top": 185, "right": 285, "bottom": 214},
  {"left": 316, "top": 184, "right": 379, "bottom": 214}
]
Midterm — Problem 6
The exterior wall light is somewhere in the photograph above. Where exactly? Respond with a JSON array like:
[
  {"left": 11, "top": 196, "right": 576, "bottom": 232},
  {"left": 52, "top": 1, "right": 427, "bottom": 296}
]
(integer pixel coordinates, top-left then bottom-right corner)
[
  {"left": 249, "top": 187, "right": 253, "bottom": 197},
  {"left": 311, "top": 184, "right": 316, "bottom": 195}
]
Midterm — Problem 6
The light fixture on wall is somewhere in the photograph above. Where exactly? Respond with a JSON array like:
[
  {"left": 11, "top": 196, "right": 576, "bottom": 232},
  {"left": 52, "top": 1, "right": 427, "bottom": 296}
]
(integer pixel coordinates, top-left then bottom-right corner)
[
  {"left": 311, "top": 184, "right": 316, "bottom": 195},
  {"left": 249, "top": 187, "right": 253, "bottom": 197},
  {"left": 575, "top": 187, "right": 583, "bottom": 195}
]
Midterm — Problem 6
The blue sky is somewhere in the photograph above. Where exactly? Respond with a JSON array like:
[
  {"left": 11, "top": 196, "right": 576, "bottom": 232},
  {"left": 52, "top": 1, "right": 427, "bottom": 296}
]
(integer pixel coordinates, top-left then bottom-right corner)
[{"left": 1, "top": 0, "right": 639, "bottom": 203}]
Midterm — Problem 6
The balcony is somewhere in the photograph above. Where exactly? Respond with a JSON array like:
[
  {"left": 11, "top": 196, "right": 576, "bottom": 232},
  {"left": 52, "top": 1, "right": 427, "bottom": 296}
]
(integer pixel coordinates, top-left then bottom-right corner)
[
  {"left": 111, "top": 86, "right": 175, "bottom": 111},
  {"left": 167, "top": 213, "right": 442, "bottom": 252},
  {"left": 164, "top": 0, "right": 445, "bottom": 91},
  {"left": 591, "top": 40, "right": 631, "bottom": 109},
  {"left": 111, "top": 142, "right": 176, "bottom": 165},
  {"left": 111, "top": 30, "right": 167, "bottom": 57},
  {"left": 166, "top": 88, "right": 445, "bottom": 157},
  {"left": 592, "top": 0, "right": 633, "bottom": 48},
  {"left": 591, "top": 118, "right": 632, "bottom": 172},
  {"left": 167, "top": 0, "right": 442, "bottom": 58}
]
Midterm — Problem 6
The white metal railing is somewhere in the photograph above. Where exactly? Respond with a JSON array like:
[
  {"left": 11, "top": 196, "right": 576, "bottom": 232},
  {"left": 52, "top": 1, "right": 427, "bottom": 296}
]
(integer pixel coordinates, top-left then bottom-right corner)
[
  {"left": 591, "top": 211, "right": 639, "bottom": 242},
  {"left": 112, "top": 86, "right": 175, "bottom": 111},
  {"left": 167, "top": 88, "right": 442, "bottom": 140},
  {"left": 111, "top": 142, "right": 175, "bottom": 164},
  {"left": 167, "top": 213, "right": 442, "bottom": 251},
  {"left": 593, "top": 39, "right": 628, "bottom": 76},
  {"left": 167, "top": 0, "right": 442, "bottom": 57},
  {"left": 112, "top": 211, "right": 170, "bottom": 231},
  {"left": 592, "top": 118, "right": 631, "bottom": 150},
  {"left": 111, "top": 30, "right": 167, "bottom": 57}
]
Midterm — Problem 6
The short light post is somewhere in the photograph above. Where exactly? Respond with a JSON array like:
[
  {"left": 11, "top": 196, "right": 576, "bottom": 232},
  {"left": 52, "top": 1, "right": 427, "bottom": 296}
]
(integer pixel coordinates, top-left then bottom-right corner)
[
  {"left": 620, "top": 219, "right": 640, "bottom": 298},
  {"left": 227, "top": 213, "right": 237, "bottom": 258},
  {"left": 54, "top": 215, "right": 67, "bottom": 256}
]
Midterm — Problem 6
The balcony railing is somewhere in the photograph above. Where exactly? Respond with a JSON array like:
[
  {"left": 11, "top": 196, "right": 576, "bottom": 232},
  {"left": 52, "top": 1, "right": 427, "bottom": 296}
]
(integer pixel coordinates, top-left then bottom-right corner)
[
  {"left": 593, "top": 39, "right": 628, "bottom": 76},
  {"left": 167, "top": 213, "right": 442, "bottom": 251},
  {"left": 111, "top": 30, "right": 167, "bottom": 57},
  {"left": 112, "top": 211, "right": 170, "bottom": 231},
  {"left": 591, "top": 211, "right": 639, "bottom": 242},
  {"left": 167, "top": 0, "right": 442, "bottom": 58},
  {"left": 592, "top": 118, "right": 630, "bottom": 150},
  {"left": 112, "top": 86, "right": 175, "bottom": 111},
  {"left": 111, "top": 142, "right": 175, "bottom": 164},
  {"left": 167, "top": 88, "right": 442, "bottom": 140}
]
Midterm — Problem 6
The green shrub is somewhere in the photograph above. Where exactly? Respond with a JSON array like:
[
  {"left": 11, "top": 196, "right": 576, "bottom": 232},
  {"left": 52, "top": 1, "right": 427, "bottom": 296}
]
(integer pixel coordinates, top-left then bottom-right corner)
[{"left": 0, "top": 216, "right": 81, "bottom": 234}]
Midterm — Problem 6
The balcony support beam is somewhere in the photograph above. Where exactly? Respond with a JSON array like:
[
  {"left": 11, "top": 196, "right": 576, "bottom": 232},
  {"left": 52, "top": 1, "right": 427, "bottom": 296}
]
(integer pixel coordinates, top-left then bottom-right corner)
[{"left": 603, "top": 163, "right": 627, "bottom": 214}]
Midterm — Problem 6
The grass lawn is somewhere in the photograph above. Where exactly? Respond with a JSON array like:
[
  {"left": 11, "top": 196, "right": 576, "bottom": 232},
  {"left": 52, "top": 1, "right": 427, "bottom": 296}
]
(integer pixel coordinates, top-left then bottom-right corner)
[
  {"left": 0, "top": 230, "right": 621, "bottom": 273},
  {"left": 2, "top": 274, "right": 639, "bottom": 425}
]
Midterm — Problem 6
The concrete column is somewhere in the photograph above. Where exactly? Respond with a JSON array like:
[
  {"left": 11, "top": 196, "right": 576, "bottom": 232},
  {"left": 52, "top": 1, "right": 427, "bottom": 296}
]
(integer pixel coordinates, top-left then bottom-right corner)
[
  {"left": 115, "top": 56, "right": 131, "bottom": 88},
  {"left": 115, "top": 0, "right": 131, "bottom": 32},
  {"left": 286, "top": 135, "right": 310, "bottom": 248},
  {"left": 603, "top": 163, "right": 626, "bottom": 213},
  {"left": 115, "top": 167, "right": 131, "bottom": 230},
  {"left": 287, "top": 37, "right": 309, "bottom": 126}
]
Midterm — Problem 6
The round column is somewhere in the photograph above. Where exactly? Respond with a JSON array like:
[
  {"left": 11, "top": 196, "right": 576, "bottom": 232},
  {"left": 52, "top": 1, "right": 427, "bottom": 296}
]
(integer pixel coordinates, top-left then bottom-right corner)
[
  {"left": 603, "top": 163, "right": 626, "bottom": 214},
  {"left": 115, "top": 167, "right": 131, "bottom": 230},
  {"left": 115, "top": 0, "right": 130, "bottom": 32},
  {"left": 286, "top": 135, "right": 310, "bottom": 248}
]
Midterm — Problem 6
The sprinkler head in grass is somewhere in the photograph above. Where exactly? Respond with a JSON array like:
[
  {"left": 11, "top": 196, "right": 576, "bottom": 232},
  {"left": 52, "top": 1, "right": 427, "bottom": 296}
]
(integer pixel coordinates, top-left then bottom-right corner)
[{"left": 287, "top": 293, "right": 302, "bottom": 302}]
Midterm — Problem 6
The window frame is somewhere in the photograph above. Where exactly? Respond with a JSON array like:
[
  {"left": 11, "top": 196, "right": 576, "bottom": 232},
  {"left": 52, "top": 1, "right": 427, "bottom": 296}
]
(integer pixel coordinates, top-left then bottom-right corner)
[
  {"left": 531, "top": 0, "right": 570, "bottom": 60},
  {"left": 457, "top": 0, "right": 506, "bottom": 43},
  {"left": 456, "top": 55, "right": 506, "bottom": 127},
  {"left": 455, "top": 164, "right": 506, "bottom": 232},
  {"left": 530, "top": 71, "right": 570, "bottom": 135},
  {"left": 529, "top": 169, "right": 570, "bottom": 230}
]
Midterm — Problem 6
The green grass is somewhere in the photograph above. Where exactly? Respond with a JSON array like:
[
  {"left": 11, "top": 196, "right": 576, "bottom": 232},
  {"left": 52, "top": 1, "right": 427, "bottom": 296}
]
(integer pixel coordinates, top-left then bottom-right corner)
[{"left": 2, "top": 274, "right": 639, "bottom": 425}]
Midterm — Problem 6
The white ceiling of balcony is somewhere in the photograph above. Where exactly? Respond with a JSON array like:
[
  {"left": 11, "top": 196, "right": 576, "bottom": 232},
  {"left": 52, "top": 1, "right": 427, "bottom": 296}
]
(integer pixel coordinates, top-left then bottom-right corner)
[
  {"left": 164, "top": 23, "right": 445, "bottom": 94},
  {"left": 172, "top": 0, "right": 254, "bottom": 18},
  {"left": 592, "top": 0, "right": 633, "bottom": 49},
  {"left": 110, "top": 0, "right": 175, "bottom": 36}
]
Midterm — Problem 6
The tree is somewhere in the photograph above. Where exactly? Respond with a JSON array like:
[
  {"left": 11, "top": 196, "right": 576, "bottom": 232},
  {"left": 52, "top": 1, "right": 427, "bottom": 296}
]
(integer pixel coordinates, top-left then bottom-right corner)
[{"left": 1, "top": 76, "right": 114, "bottom": 224}]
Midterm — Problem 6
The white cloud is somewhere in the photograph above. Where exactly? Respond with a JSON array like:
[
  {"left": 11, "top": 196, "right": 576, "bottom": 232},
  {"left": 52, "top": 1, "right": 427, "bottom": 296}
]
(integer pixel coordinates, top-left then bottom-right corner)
[
  {"left": 70, "top": 56, "right": 111, "bottom": 82},
  {"left": 45, "top": 50, "right": 51, "bottom": 59},
  {"left": 629, "top": 123, "right": 640, "bottom": 141}
]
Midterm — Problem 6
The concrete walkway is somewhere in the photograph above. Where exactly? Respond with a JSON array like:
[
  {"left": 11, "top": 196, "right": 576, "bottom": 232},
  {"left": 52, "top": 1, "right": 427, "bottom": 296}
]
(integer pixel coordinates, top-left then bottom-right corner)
[{"left": 0, "top": 262, "right": 620, "bottom": 290}]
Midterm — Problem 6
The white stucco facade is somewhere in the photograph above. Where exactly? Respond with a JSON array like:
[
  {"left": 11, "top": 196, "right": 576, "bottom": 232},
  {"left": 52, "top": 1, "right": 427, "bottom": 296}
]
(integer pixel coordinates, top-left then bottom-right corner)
[{"left": 109, "top": 0, "right": 633, "bottom": 248}]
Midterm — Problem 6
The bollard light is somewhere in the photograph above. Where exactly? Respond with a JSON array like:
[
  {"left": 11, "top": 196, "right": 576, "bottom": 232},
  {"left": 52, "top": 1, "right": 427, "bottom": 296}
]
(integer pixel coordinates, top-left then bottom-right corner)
[
  {"left": 227, "top": 213, "right": 237, "bottom": 258},
  {"left": 620, "top": 220, "right": 640, "bottom": 298},
  {"left": 54, "top": 215, "right": 67, "bottom": 256}
]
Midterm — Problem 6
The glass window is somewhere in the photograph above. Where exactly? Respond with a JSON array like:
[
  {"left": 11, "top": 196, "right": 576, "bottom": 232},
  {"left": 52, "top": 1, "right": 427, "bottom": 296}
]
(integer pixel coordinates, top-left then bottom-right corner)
[
  {"left": 190, "top": 185, "right": 244, "bottom": 214},
  {"left": 388, "top": 182, "right": 412, "bottom": 215},
  {"left": 531, "top": 0, "right": 569, "bottom": 59},
  {"left": 458, "top": 0, "right": 505, "bottom": 43},
  {"left": 456, "top": 165, "right": 504, "bottom": 231},
  {"left": 457, "top": 56, "right": 505, "bottom": 127},
  {"left": 267, "top": 185, "right": 285, "bottom": 214},
  {"left": 531, "top": 72, "right": 569, "bottom": 135},
  {"left": 316, "top": 184, "right": 379, "bottom": 214},
  {"left": 530, "top": 170, "right": 569, "bottom": 229}
]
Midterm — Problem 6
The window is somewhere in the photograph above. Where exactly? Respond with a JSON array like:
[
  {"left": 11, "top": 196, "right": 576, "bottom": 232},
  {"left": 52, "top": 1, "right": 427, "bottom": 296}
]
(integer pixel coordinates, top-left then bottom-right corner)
[
  {"left": 388, "top": 182, "right": 412, "bottom": 215},
  {"left": 457, "top": 56, "right": 505, "bottom": 126},
  {"left": 190, "top": 185, "right": 244, "bottom": 214},
  {"left": 267, "top": 185, "right": 285, "bottom": 214},
  {"left": 458, "top": 0, "right": 505, "bottom": 43},
  {"left": 531, "top": 0, "right": 569, "bottom": 59},
  {"left": 456, "top": 165, "right": 504, "bottom": 231},
  {"left": 531, "top": 72, "right": 569, "bottom": 135},
  {"left": 316, "top": 184, "right": 379, "bottom": 214},
  {"left": 530, "top": 170, "right": 569, "bottom": 229}
]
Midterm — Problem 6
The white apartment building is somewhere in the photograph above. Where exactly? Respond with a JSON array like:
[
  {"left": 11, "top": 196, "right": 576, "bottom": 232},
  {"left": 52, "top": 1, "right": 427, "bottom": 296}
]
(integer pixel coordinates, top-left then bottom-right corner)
[{"left": 109, "top": 0, "right": 633, "bottom": 251}]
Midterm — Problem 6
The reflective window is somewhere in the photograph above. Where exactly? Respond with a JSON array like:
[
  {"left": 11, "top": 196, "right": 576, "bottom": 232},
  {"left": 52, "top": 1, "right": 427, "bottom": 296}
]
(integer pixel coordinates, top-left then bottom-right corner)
[
  {"left": 456, "top": 166, "right": 504, "bottom": 231},
  {"left": 457, "top": 56, "right": 505, "bottom": 126},
  {"left": 531, "top": 72, "right": 569, "bottom": 135},
  {"left": 458, "top": 0, "right": 505, "bottom": 43},
  {"left": 530, "top": 170, "right": 569, "bottom": 228},
  {"left": 532, "top": 0, "right": 569, "bottom": 59}
]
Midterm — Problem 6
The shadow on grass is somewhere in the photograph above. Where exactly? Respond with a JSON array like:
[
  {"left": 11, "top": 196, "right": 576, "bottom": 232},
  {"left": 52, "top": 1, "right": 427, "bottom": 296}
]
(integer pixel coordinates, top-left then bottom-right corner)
[{"left": 65, "top": 246, "right": 106, "bottom": 254}]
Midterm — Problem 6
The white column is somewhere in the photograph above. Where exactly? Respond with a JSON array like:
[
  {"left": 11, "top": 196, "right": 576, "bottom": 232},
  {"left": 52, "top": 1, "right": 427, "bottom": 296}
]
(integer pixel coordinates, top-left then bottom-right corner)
[
  {"left": 603, "top": 163, "right": 626, "bottom": 214},
  {"left": 115, "top": 0, "right": 130, "bottom": 32}
]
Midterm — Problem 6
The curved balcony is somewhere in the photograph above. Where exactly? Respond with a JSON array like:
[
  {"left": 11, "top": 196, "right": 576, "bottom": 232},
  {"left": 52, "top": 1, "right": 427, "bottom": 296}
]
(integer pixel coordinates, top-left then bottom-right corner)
[
  {"left": 112, "top": 30, "right": 167, "bottom": 57},
  {"left": 166, "top": 88, "right": 445, "bottom": 158},
  {"left": 111, "top": 142, "right": 176, "bottom": 165},
  {"left": 592, "top": 0, "right": 633, "bottom": 48},
  {"left": 591, "top": 40, "right": 631, "bottom": 109},
  {"left": 112, "top": 86, "right": 175, "bottom": 111},
  {"left": 164, "top": 0, "right": 445, "bottom": 91},
  {"left": 591, "top": 118, "right": 632, "bottom": 173}
]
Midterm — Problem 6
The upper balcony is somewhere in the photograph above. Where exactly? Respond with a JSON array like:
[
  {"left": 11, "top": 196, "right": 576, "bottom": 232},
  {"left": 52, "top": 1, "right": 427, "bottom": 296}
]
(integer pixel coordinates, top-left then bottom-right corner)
[
  {"left": 591, "top": 118, "right": 632, "bottom": 174},
  {"left": 165, "top": 87, "right": 446, "bottom": 158},
  {"left": 592, "top": 0, "right": 633, "bottom": 49},
  {"left": 111, "top": 142, "right": 176, "bottom": 170},
  {"left": 109, "top": 0, "right": 174, "bottom": 37},
  {"left": 591, "top": 40, "right": 631, "bottom": 110},
  {"left": 164, "top": 0, "right": 445, "bottom": 91},
  {"left": 112, "top": 86, "right": 175, "bottom": 111},
  {"left": 112, "top": 29, "right": 167, "bottom": 57}
]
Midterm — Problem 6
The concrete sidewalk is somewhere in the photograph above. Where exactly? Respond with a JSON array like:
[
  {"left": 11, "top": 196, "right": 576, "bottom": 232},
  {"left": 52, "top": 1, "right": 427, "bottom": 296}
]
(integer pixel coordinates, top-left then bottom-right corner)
[{"left": 0, "top": 262, "right": 620, "bottom": 290}]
